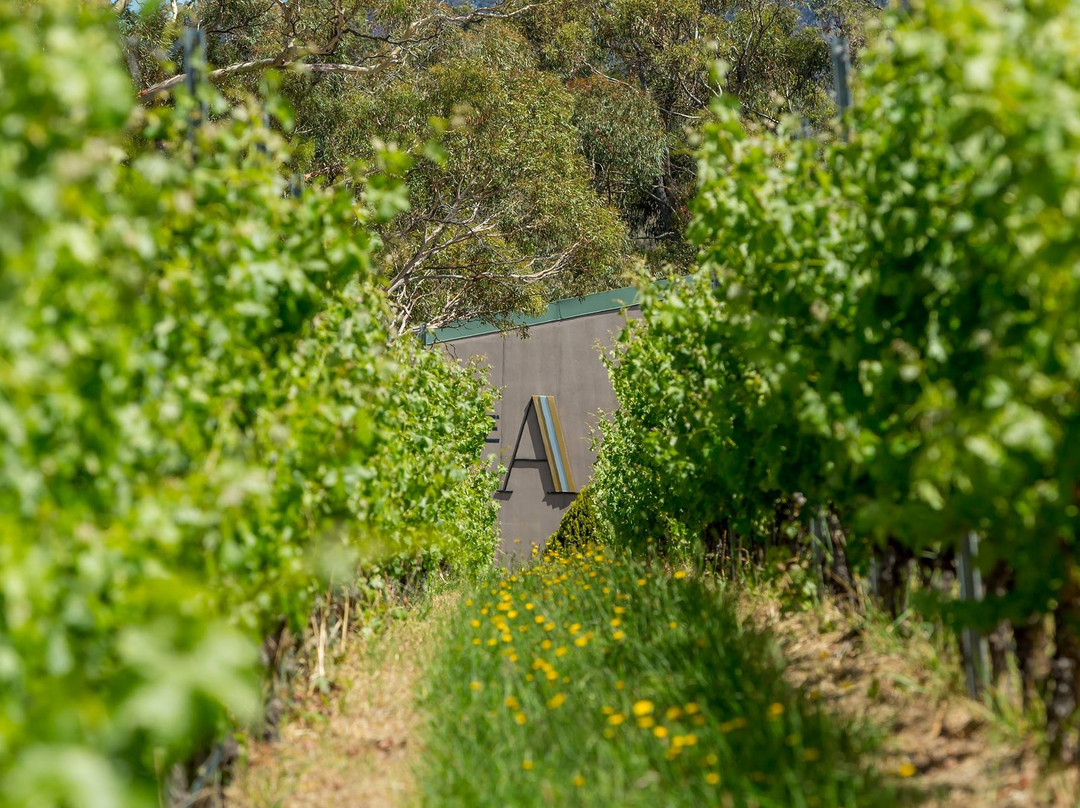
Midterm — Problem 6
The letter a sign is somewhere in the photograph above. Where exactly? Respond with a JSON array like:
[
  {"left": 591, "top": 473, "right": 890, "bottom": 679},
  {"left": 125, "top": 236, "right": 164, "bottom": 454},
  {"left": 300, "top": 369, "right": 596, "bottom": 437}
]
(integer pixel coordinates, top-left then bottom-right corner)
[{"left": 499, "top": 395, "right": 577, "bottom": 494}]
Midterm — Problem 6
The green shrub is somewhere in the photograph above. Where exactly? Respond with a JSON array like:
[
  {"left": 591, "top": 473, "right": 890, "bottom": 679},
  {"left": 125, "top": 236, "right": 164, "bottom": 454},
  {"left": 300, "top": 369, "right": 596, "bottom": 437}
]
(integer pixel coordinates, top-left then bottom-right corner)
[{"left": 547, "top": 487, "right": 605, "bottom": 551}]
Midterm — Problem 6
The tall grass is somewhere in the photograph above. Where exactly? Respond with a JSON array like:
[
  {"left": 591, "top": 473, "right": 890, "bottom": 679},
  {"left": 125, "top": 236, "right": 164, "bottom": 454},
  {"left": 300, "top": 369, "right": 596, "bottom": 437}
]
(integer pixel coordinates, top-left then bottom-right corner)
[{"left": 418, "top": 544, "right": 903, "bottom": 807}]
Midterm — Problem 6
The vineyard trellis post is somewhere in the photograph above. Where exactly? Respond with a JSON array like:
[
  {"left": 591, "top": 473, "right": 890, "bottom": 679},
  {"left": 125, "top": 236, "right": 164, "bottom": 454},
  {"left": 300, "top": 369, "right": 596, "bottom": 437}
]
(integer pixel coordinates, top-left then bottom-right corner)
[
  {"left": 810, "top": 511, "right": 828, "bottom": 602},
  {"left": 957, "top": 531, "right": 989, "bottom": 699},
  {"left": 181, "top": 26, "right": 206, "bottom": 138},
  {"left": 829, "top": 35, "right": 851, "bottom": 142}
]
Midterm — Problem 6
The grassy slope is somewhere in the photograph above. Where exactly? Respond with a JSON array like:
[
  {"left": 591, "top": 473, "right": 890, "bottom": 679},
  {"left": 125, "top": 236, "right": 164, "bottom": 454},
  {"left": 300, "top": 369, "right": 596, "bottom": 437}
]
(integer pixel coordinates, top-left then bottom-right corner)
[{"left": 418, "top": 544, "right": 901, "bottom": 807}]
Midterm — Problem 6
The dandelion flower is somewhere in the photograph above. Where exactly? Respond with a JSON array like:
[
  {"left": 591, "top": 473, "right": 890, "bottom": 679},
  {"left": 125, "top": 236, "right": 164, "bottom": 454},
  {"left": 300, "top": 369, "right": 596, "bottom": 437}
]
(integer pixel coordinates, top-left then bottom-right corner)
[
  {"left": 768, "top": 702, "right": 785, "bottom": 718},
  {"left": 547, "top": 693, "right": 566, "bottom": 709},
  {"left": 674, "top": 570, "right": 687, "bottom": 579},
  {"left": 608, "top": 713, "right": 626, "bottom": 726},
  {"left": 505, "top": 696, "right": 520, "bottom": 709},
  {"left": 469, "top": 681, "right": 483, "bottom": 691},
  {"left": 522, "top": 760, "right": 534, "bottom": 771},
  {"left": 705, "top": 772, "right": 720, "bottom": 786},
  {"left": 515, "top": 712, "right": 527, "bottom": 725},
  {"left": 573, "top": 775, "right": 586, "bottom": 787},
  {"left": 653, "top": 726, "right": 668, "bottom": 739},
  {"left": 898, "top": 763, "right": 916, "bottom": 778}
]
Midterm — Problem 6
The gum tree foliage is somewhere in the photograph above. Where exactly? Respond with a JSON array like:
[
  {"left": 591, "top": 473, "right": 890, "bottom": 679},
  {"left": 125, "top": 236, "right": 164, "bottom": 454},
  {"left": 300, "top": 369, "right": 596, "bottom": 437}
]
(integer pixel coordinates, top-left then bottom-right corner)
[
  {"left": 592, "top": 0, "right": 1080, "bottom": 752},
  {"left": 118, "top": 0, "right": 628, "bottom": 332},
  {"left": 517, "top": 0, "right": 875, "bottom": 269},
  {"left": 0, "top": 2, "right": 497, "bottom": 804}
]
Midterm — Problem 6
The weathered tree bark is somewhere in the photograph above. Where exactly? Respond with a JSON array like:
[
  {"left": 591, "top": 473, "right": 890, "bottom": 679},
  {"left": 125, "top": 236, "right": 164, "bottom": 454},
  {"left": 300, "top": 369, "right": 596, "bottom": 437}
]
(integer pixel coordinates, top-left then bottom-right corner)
[
  {"left": 825, "top": 511, "right": 857, "bottom": 606},
  {"left": 983, "top": 561, "right": 1014, "bottom": 686},
  {"left": 872, "top": 536, "right": 914, "bottom": 619},
  {"left": 1014, "top": 613, "right": 1047, "bottom": 709},
  {"left": 1047, "top": 564, "right": 1080, "bottom": 762}
]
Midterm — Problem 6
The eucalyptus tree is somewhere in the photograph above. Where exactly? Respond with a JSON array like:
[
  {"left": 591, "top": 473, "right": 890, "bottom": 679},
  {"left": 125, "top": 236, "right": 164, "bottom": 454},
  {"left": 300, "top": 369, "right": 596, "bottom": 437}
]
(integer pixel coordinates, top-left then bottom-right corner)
[{"left": 120, "top": 0, "right": 627, "bottom": 331}]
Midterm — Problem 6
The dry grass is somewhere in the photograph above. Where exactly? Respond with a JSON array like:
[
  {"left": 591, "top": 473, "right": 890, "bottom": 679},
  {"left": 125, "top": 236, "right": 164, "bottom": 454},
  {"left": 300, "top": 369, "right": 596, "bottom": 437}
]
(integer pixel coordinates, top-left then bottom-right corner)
[
  {"left": 742, "top": 590, "right": 1079, "bottom": 808},
  {"left": 227, "top": 593, "right": 457, "bottom": 808}
]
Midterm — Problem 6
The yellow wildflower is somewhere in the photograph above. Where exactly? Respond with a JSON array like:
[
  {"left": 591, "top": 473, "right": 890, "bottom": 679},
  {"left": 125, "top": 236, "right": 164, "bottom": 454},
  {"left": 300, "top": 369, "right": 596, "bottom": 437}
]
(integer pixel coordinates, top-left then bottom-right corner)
[
  {"left": 613, "top": 630, "right": 626, "bottom": 641},
  {"left": 522, "top": 760, "right": 534, "bottom": 771},
  {"left": 505, "top": 696, "right": 520, "bottom": 709},
  {"left": 769, "top": 702, "right": 785, "bottom": 718},
  {"left": 547, "top": 693, "right": 566, "bottom": 709},
  {"left": 653, "top": 726, "right": 668, "bottom": 739},
  {"left": 469, "top": 681, "right": 482, "bottom": 691},
  {"left": 608, "top": 713, "right": 626, "bottom": 726},
  {"left": 674, "top": 570, "right": 687, "bottom": 579},
  {"left": 572, "top": 775, "right": 586, "bottom": 787},
  {"left": 515, "top": 711, "right": 527, "bottom": 725},
  {"left": 898, "top": 763, "right": 917, "bottom": 778},
  {"left": 705, "top": 772, "right": 720, "bottom": 786}
]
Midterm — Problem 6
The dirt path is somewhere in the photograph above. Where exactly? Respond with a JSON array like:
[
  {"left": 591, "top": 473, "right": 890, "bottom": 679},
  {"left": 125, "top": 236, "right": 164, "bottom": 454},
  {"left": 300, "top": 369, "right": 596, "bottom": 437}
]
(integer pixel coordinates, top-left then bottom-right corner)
[
  {"left": 747, "top": 595, "right": 1077, "bottom": 808},
  {"left": 227, "top": 596, "right": 453, "bottom": 808}
]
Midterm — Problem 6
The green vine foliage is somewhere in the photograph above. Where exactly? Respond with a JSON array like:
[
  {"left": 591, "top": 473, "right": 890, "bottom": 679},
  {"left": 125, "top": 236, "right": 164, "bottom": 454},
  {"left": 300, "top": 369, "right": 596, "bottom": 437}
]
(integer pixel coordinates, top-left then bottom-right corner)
[
  {"left": 594, "top": 0, "right": 1079, "bottom": 646},
  {"left": 0, "top": 2, "right": 497, "bottom": 805}
]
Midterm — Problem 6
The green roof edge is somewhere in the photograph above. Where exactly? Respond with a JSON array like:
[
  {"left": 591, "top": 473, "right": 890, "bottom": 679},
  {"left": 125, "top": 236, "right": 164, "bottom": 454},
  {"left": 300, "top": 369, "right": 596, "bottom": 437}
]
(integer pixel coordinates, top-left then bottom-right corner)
[{"left": 424, "top": 285, "right": 642, "bottom": 344}]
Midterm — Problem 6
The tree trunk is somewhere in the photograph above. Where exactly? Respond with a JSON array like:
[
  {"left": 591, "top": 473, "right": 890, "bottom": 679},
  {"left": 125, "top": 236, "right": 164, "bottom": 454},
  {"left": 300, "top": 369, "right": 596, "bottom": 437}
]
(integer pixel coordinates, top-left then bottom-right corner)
[
  {"left": 983, "top": 561, "right": 1014, "bottom": 686},
  {"left": 1048, "top": 567, "right": 1080, "bottom": 762},
  {"left": 873, "top": 537, "right": 913, "bottom": 619},
  {"left": 825, "top": 512, "right": 857, "bottom": 606}
]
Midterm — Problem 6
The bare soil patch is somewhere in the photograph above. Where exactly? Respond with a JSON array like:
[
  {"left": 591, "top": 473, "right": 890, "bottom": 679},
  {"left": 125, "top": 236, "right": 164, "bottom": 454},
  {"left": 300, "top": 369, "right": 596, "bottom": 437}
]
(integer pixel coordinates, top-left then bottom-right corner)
[
  {"left": 227, "top": 595, "right": 454, "bottom": 808},
  {"left": 746, "top": 594, "right": 1078, "bottom": 807}
]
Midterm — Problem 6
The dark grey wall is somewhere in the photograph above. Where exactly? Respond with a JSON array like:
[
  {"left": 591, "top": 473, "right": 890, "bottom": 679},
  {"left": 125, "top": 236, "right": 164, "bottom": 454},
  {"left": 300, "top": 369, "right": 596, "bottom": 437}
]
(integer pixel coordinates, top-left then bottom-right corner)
[{"left": 438, "top": 307, "right": 639, "bottom": 561}]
